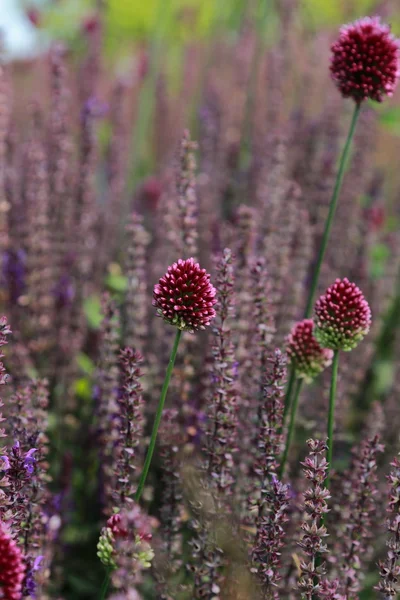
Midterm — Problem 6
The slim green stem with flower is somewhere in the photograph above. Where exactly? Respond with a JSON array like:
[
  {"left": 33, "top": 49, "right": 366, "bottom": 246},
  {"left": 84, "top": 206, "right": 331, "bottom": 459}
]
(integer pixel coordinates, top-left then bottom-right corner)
[
  {"left": 304, "top": 102, "right": 361, "bottom": 319},
  {"left": 283, "top": 103, "right": 361, "bottom": 433},
  {"left": 326, "top": 350, "right": 339, "bottom": 489},
  {"left": 135, "top": 328, "right": 182, "bottom": 503},
  {"left": 281, "top": 319, "right": 334, "bottom": 476},
  {"left": 279, "top": 377, "right": 303, "bottom": 478}
]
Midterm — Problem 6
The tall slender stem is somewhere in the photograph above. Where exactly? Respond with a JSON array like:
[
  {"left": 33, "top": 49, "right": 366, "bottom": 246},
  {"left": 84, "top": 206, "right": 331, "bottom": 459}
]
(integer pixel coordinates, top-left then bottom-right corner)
[
  {"left": 99, "top": 329, "right": 181, "bottom": 599},
  {"left": 99, "top": 569, "right": 111, "bottom": 600},
  {"left": 279, "top": 377, "right": 303, "bottom": 478},
  {"left": 282, "top": 367, "right": 296, "bottom": 425},
  {"left": 283, "top": 104, "right": 361, "bottom": 435},
  {"left": 304, "top": 102, "right": 361, "bottom": 319},
  {"left": 135, "top": 328, "right": 182, "bottom": 503},
  {"left": 326, "top": 350, "right": 340, "bottom": 488}
]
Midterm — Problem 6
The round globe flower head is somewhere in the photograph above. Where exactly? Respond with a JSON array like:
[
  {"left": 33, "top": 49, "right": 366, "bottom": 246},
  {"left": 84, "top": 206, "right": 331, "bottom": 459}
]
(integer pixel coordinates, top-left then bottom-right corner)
[
  {"left": 330, "top": 16, "right": 400, "bottom": 103},
  {"left": 153, "top": 258, "right": 217, "bottom": 332},
  {"left": 0, "top": 525, "right": 25, "bottom": 600},
  {"left": 286, "top": 319, "right": 334, "bottom": 383},
  {"left": 314, "top": 278, "right": 371, "bottom": 352}
]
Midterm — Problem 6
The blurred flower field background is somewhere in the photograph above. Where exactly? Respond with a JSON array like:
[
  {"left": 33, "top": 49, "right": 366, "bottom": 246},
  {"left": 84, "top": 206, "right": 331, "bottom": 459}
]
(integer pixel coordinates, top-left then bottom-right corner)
[{"left": 1, "top": 0, "right": 400, "bottom": 599}]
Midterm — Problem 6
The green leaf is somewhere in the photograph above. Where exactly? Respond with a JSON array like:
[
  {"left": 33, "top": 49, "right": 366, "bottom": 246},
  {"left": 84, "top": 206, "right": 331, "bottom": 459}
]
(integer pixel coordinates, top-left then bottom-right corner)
[
  {"left": 74, "top": 377, "right": 92, "bottom": 401},
  {"left": 378, "top": 107, "right": 400, "bottom": 135},
  {"left": 105, "top": 272, "right": 128, "bottom": 293},
  {"left": 83, "top": 295, "right": 103, "bottom": 329},
  {"left": 76, "top": 353, "right": 95, "bottom": 376}
]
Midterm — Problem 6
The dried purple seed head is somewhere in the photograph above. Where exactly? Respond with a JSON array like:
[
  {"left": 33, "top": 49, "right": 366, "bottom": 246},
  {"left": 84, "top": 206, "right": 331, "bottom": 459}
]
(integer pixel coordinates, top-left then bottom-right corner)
[
  {"left": 330, "top": 16, "right": 400, "bottom": 103},
  {"left": 286, "top": 319, "right": 334, "bottom": 383},
  {"left": 153, "top": 258, "right": 217, "bottom": 332},
  {"left": 314, "top": 278, "right": 371, "bottom": 351}
]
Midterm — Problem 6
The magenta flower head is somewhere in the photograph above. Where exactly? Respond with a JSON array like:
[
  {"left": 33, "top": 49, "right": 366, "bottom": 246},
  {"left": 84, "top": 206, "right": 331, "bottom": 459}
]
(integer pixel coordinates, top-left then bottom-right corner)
[
  {"left": 330, "top": 16, "right": 400, "bottom": 103},
  {"left": 0, "top": 525, "right": 25, "bottom": 600},
  {"left": 314, "top": 278, "right": 371, "bottom": 352},
  {"left": 153, "top": 258, "right": 217, "bottom": 332},
  {"left": 286, "top": 319, "right": 334, "bottom": 383}
]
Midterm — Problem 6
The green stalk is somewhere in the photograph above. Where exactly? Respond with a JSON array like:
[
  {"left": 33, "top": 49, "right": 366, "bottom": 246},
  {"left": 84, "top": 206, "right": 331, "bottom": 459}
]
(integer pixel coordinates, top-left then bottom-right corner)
[
  {"left": 283, "top": 103, "right": 361, "bottom": 434},
  {"left": 303, "top": 102, "right": 361, "bottom": 319},
  {"left": 282, "top": 367, "right": 296, "bottom": 425},
  {"left": 326, "top": 350, "right": 340, "bottom": 488},
  {"left": 99, "top": 568, "right": 111, "bottom": 600},
  {"left": 99, "top": 328, "right": 181, "bottom": 599},
  {"left": 279, "top": 377, "right": 303, "bottom": 478},
  {"left": 135, "top": 328, "right": 182, "bottom": 503},
  {"left": 126, "top": 0, "right": 172, "bottom": 196}
]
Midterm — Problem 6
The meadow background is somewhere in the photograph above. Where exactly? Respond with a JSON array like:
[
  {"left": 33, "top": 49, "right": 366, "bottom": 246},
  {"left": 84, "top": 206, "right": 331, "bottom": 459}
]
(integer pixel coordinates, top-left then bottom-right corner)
[{"left": 1, "top": 1, "right": 400, "bottom": 599}]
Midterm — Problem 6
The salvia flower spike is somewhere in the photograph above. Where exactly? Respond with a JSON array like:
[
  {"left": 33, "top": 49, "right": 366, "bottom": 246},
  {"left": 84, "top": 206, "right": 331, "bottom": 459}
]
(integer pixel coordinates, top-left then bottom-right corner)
[
  {"left": 286, "top": 319, "right": 334, "bottom": 383},
  {"left": 314, "top": 278, "right": 371, "bottom": 351},
  {"left": 153, "top": 257, "right": 217, "bottom": 333},
  {"left": 330, "top": 16, "right": 400, "bottom": 103}
]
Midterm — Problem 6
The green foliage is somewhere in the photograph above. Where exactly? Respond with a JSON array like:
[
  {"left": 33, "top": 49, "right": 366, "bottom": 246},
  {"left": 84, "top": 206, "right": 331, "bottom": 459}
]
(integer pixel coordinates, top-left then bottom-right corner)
[
  {"left": 83, "top": 295, "right": 102, "bottom": 329},
  {"left": 105, "top": 272, "right": 128, "bottom": 293},
  {"left": 76, "top": 352, "right": 95, "bottom": 376},
  {"left": 369, "top": 242, "right": 391, "bottom": 279},
  {"left": 301, "top": 0, "right": 379, "bottom": 28},
  {"left": 378, "top": 107, "right": 400, "bottom": 136}
]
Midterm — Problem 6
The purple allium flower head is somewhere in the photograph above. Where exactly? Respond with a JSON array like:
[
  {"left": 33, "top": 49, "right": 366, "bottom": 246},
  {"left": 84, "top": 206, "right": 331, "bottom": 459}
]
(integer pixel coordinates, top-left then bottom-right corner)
[
  {"left": 330, "top": 16, "right": 400, "bottom": 103},
  {"left": 286, "top": 319, "right": 334, "bottom": 383},
  {"left": 0, "top": 525, "right": 26, "bottom": 600},
  {"left": 314, "top": 278, "right": 371, "bottom": 351},
  {"left": 153, "top": 258, "right": 217, "bottom": 332}
]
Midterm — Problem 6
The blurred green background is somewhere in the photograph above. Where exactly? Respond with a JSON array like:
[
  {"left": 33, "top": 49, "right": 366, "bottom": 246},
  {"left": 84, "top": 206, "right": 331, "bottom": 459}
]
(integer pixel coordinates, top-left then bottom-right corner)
[{"left": 3, "top": 0, "right": 399, "bottom": 60}]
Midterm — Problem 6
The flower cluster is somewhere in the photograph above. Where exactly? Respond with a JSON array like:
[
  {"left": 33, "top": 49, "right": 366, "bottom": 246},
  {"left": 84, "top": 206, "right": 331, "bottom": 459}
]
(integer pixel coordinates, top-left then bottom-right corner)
[
  {"left": 153, "top": 258, "right": 217, "bottom": 332},
  {"left": 286, "top": 319, "right": 334, "bottom": 382},
  {"left": 98, "top": 507, "right": 153, "bottom": 572},
  {"left": 376, "top": 456, "right": 400, "bottom": 597},
  {"left": 314, "top": 278, "right": 371, "bottom": 351},
  {"left": 339, "top": 435, "right": 383, "bottom": 596},
  {"left": 330, "top": 16, "right": 400, "bottom": 103},
  {"left": 251, "top": 475, "right": 290, "bottom": 594},
  {"left": 0, "top": 524, "right": 25, "bottom": 600},
  {"left": 298, "top": 439, "right": 331, "bottom": 598}
]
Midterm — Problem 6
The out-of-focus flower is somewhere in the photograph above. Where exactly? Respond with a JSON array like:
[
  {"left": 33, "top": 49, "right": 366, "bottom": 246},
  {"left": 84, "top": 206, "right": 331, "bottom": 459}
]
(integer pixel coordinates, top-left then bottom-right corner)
[
  {"left": 140, "top": 176, "right": 163, "bottom": 210},
  {"left": 286, "top": 319, "right": 334, "bottom": 383},
  {"left": 98, "top": 506, "right": 154, "bottom": 580},
  {"left": 314, "top": 278, "right": 371, "bottom": 351},
  {"left": 26, "top": 8, "right": 41, "bottom": 28},
  {"left": 0, "top": 524, "right": 25, "bottom": 600},
  {"left": 24, "top": 555, "right": 43, "bottom": 598},
  {"left": 82, "top": 14, "right": 101, "bottom": 35},
  {"left": 153, "top": 258, "right": 217, "bottom": 332},
  {"left": 330, "top": 16, "right": 400, "bottom": 103}
]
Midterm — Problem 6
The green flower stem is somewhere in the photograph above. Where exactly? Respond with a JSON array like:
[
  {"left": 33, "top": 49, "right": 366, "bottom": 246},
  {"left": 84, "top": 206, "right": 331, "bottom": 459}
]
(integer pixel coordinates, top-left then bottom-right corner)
[
  {"left": 98, "top": 328, "right": 181, "bottom": 599},
  {"left": 135, "top": 328, "right": 182, "bottom": 503},
  {"left": 303, "top": 102, "right": 361, "bottom": 319},
  {"left": 283, "top": 103, "right": 361, "bottom": 436},
  {"left": 279, "top": 377, "right": 303, "bottom": 478},
  {"left": 99, "top": 568, "right": 111, "bottom": 600},
  {"left": 326, "top": 350, "right": 340, "bottom": 489},
  {"left": 282, "top": 367, "right": 296, "bottom": 426}
]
